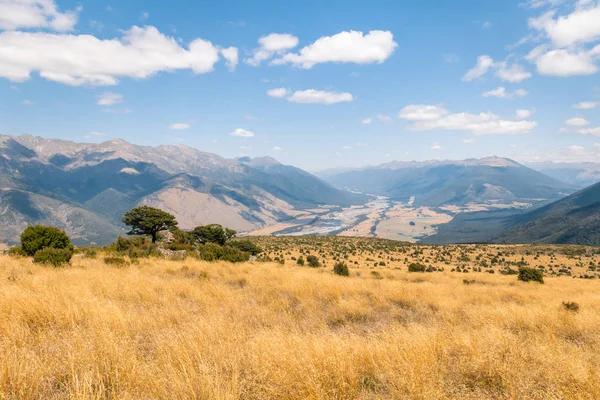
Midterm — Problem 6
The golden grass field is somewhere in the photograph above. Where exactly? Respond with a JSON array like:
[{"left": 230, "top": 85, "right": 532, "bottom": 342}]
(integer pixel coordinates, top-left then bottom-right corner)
[{"left": 1, "top": 238, "right": 600, "bottom": 399}]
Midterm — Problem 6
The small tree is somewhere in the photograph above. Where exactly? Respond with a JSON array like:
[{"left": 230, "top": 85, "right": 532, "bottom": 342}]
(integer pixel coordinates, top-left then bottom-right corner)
[
  {"left": 296, "top": 256, "right": 305, "bottom": 266},
  {"left": 122, "top": 206, "right": 178, "bottom": 243},
  {"left": 306, "top": 255, "right": 320, "bottom": 268},
  {"left": 20, "top": 225, "right": 73, "bottom": 256},
  {"left": 333, "top": 261, "right": 349, "bottom": 276},
  {"left": 191, "top": 224, "right": 236, "bottom": 246},
  {"left": 518, "top": 267, "right": 544, "bottom": 284},
  {"left": 408, "top": 262, "right": 426, "bottom": 273}
]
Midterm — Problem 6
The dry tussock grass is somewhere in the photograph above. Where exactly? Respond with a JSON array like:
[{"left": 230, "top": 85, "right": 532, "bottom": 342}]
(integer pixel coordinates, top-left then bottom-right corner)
[{"left": 1, "top": 253, "right": 600, "bottom": 399}]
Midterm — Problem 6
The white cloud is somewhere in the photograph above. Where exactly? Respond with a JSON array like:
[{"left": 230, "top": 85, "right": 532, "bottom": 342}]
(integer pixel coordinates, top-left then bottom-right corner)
[
  {"left": 272, "top": 89, "right": 353, "bottom": 104},
  {"left": 482, "top": 86, "right": 529, "bottom": 99},
  {"left": 266, "top": 87, "right": 289, "bottom": 98},
  {"left": 84, "top": 131, "right": 106, "bottom": 138},
  {"left": 231, "top": 128, "right": 254, "bottom": 137},
  {"left": 169, "top": 123, "right": 191, "bottom": 130},
  {"left": 21, "top": 99, "right": 34, "bottom": 105},
  {"left": 398, "top": 104, "right": 538, "bottom": 135},
  {"left": 97, "top": 92, "right": 123, "bottom": 106},
  {"left": 140, "top": 11, "right": 149, "bottom": 21},
  {"left": 462, "top": 55, "right": 495, "bottom": 81},
  {"left": 516, "top": 108, "right": 535, "bottom": 119},
  {"left": 529, "top": 5, "right": 600, "bottom": 48},
  {"left": 520, "top": 0, "right": 565, "bottom": 9},
  {"left": 573, "top": 101, "right": 598, "bottom": 109},
  {"left": 463, "top": 138, "right": 476, "bottom": 144},
  {"left": 530, "top": 48, "right": 598, "bottom": 76},
  {"left": 0, "top": 0, "right": 80, "bottom": 31},
  {"left": 481, "top": 21, "right": 492, "bottom": 29},
  {"left": 578, "top": 126, "right": 600, "bottom": 135},
  {"left": 594, "top": 142, "right": 600, "bottom": 147},
  {"left": 495, "top": 62, "right": 533, "bottom": 83},
  {"left": 361, "top": 117, "right": 373, "bottom": 124},
  {"left": 244, "top": 114, "right": 258, "bottom": 120},
  {"left": 0, "top": 26, "right": 227, "bottom": 86},
  {"left": 245, "top": 33, "right": 299, "bottom": 66},
  {"left": 398, "top": 105, "right": 449, "bottom": 121},
  {"left": 272, "top": 30, "right": 397, "bottom": 69},
  {"left": 565, "top": 117, "right": 590, "bottom": 126},
  {"left": 272, "top": 146, "right": 282, "bottom": 151},
  {"left": 431, "top": 142, "right": 443, "bottom": 150},
  {"left": 376, "top": 114, "right": 393, "bottom": 123},
  {"left": 463, "top": 55, "right": 532, "bottom": 83},
  {"left": 220, "top": 47, "right": 238, "bottom": 71}
]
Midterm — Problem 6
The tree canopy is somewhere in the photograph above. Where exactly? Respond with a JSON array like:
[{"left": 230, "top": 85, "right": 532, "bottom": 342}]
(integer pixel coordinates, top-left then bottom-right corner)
[
  {"left": 20, "top": 225, "right": 73, "bottom": 256},
  {"left": 122, "top": 206, "right": 178, "bottom": 243},
  {"left": 191, "top": 224, "right": 236, "bottom": 246}
]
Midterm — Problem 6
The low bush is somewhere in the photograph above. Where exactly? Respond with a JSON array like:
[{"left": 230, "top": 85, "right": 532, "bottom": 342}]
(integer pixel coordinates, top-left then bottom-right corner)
[
  {"left": 408, "top": 263, "right": 426, "bottom": 273},
  {"left": 33, "top": 248, "right": 73, "bottom": 267},
  {"left": 306, "top": 255, "right": 320, "bottom": 268},
  {"left": 333, "top": 261, "right": 349, "bottom": 276},
  {"left": 227, "top": 240, "right": 263, "bottom": 255},
  {"left": 296, "top": 256, "right": 305, "bottom": 266},
  {"left": 221, "top": 246, "right": 251, "bottom": 263},
  {"left": 518, "top": 267, "right": 544, "bottom": 284},
  {"left": 8, "top": 246, "right": 27, "bottom": 257},
  {"left": 21, "top": 225, "right": 73, "bottom": 256},
  {"left": 104, "top": 256, "right": 130, "bottom": 267},
  {"left": 562, "top": 301, "right": 579, "bottom": 312}
]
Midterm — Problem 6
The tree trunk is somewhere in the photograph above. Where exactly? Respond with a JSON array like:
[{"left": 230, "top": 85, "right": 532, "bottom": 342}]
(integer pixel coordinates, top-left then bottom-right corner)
[{"left": 151, "top": 232, "right": 157, "bottom": 243}]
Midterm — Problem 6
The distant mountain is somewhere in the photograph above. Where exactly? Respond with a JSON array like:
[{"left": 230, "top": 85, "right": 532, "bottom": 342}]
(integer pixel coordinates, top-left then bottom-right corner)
[
  {"left": 492, "top": 182, "right": 600, "bottom": 246},
  {"left": 318, "top": 156, "right": 576, "bottom": 207},
  {"left": 527, "top": 161, "right": 600, "bottom": 188},
  {"left": 0, "top": 135, "right": 365, "bottom": 245}
]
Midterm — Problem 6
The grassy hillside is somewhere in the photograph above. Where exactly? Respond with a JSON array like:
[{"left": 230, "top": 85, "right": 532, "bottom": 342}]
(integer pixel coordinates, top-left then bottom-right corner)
[
  {"left": 2, "top": 239, "right": 600, "bottom": 399},
  {"left": 493, "top": 182, "right": 600, "bottom": 245}
]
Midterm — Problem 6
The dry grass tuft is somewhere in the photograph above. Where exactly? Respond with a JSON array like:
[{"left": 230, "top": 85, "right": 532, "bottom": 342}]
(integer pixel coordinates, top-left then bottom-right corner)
[{"left": 1, "top": 252, "right": 600, "bottom": 399}]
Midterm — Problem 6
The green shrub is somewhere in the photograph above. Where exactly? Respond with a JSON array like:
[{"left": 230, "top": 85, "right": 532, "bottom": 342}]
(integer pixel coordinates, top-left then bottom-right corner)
[
  {"left": 562, "top": 301, "right": 579, "bottom": 312},
  {"left": 408, "top": 263, "right": 426, "bottom": 272},
  {"left": 518, "top": 267, "right": 544, "bottom": 284},
  {"left": 227, "top": 240, "right": 263, "bottom": 255},
  {"left": 306, "top": 255, "right": 320, "bottom": 268},
  {"left": 333, "top": 261, "right": 349, "bottom": 276},
  {"left": 296, "top": 256, "right": 305, "bottom": 266},
  {"left": 104, "top": 256, "right": 130, "bottom": 267},
  {"left": 221, "top": 246, "right": 250, "bottom": 263},
  {"left": 82, "top": 248, "right": 97, "bottom": 259},
  {"left": 8, "top": 246, "right": 26, "bottom": 257},
  {"left": 197, "top": 242, "right": 224, "bottom": 261},
  {"left": 20, "top": 225, "right": 73, "bottom": 256},
  {"left": 111, "top": 236, "right": 157, "bottom": 258},
  {"left": 33, "top": 248, "right": 73, "bottom": 267}
]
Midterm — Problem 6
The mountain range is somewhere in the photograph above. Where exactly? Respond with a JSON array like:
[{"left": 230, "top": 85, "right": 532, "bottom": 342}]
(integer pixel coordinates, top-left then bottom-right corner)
[
  {"left": 318, "top": 157, "right": 577, "bottom": 207},
  {"left": 0, "top": 135, "right": 364, "bottom": 245}
]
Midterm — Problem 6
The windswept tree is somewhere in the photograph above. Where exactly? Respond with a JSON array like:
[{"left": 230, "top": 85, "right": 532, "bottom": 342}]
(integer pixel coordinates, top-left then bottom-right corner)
[
  {"left": 191, "top": 224, "right": 236, "bottom": 246},
  {"left": 122, "top": 206, "right": 178, "bottom": 243}
]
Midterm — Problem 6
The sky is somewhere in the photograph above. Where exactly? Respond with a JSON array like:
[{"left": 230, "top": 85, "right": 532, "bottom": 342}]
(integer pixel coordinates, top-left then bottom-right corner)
[{"left": 0, "top": 0, "right": 599, "bottom": 171}]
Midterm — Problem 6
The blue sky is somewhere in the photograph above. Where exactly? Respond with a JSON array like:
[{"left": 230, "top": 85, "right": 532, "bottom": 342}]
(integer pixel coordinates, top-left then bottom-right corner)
[{"left": 1, "top": 0, "right": 599, "bottom": 171}]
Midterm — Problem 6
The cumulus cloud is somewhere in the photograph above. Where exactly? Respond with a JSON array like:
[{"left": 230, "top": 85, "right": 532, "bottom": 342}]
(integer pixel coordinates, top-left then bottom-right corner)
[
  {"left": 430, "top": 142, "right": 443, "bottom": 150},
  {"left": 529, "top": 5, "right": 600, "bottom": 48},
  {"left": 272, "top": 30, "right": 397, "bottom": 69},
  {"left": 565, "top": 117, "right": 590, "bottom": 126},
  {"left": 398, "top": 104, "right": 538, "bottom": 135},
  {"left": 482, "top": 86, "right": 529, "bottom": 99},
  {"left": 272, "top": 146, "right": 282, "bottom": 151},
  {"left": 169, "top": 123, "right": 191, "bottom": 130},
  {"left": 525, "top": 3, "right": 600, "bottom": 76},
  {"left": 577, "top": 127, "right": 600, "bottom": 135},
  {"left": 516, "top": 108, "right": 536, "bottom": 119},
  {"left": 463, "top": 55, "right": 532, "bottom": 83},
  {"left": 0, "top": 0, "right": 80, "bottom": 31},
  {"left": 245, "top": 33, "right": 299, "bottom": 66},
  {"left": 0, "top": 26, "right": 230, "bottom": 86},
  {"left": 231, "top": 128, "right": 254, "bottom": 137},
  {"left": 573, "top": 101, "right": 598, "bottom": 109},
  {"left": 266, "top": 87, "right": 289, "bottom": 98},
  {"left": 361, "top": 117, "right": 373, "bottom": 124},
  {"left": 268, "top": 88, "right": 353, "bottom": 104},
  {"left": 220, "top": 47, "right": 239, "bottom": 71},
  {"left": 97, "top": 92, "right": 123, "bottom": 106}
]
